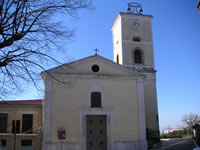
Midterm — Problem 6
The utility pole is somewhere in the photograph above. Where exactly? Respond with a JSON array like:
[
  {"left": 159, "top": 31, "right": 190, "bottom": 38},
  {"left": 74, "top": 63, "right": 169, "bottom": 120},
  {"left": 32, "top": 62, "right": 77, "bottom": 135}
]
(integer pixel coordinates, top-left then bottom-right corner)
[{"left": 14, "top": 120, "right": 16, "bottom": 150}]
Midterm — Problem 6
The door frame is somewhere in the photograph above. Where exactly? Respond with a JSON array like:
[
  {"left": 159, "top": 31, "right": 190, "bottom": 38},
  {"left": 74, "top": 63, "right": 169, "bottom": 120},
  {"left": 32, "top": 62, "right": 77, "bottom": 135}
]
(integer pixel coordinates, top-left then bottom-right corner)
[{"left": 80, "top": 108, "right": 113, "bottom": 150}]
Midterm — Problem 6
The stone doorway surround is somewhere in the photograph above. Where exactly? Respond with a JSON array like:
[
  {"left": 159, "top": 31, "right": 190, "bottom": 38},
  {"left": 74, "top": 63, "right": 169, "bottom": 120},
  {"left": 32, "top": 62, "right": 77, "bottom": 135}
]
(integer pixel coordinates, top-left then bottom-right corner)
[{"left": 80, "top": 108, "right": 113, "bottom": 150}]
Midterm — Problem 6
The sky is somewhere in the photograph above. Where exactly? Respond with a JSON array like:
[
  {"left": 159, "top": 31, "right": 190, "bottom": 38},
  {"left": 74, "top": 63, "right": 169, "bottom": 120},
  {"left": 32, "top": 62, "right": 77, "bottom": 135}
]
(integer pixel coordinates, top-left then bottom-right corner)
[{"left": 9, "top": 0, "right": 200, "bottom": 132}]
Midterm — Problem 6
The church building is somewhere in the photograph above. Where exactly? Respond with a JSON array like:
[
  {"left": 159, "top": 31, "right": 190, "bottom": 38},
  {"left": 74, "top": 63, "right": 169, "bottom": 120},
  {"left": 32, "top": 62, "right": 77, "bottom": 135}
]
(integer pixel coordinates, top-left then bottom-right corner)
[{"left": 42, "top": 3, "right": 160, "bottom": 150}]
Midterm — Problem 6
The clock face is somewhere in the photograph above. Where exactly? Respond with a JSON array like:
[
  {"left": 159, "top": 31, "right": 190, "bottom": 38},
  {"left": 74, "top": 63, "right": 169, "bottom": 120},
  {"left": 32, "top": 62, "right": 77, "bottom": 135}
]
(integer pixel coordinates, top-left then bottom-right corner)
[{"left": 132, "top": 19, "right": 141, "bottom": 28}]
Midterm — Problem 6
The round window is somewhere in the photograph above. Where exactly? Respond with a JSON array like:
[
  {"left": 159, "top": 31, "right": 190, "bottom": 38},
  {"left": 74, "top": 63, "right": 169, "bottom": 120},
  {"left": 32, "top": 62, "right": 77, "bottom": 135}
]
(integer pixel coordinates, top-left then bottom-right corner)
[{"left": 91, "top": 64, "right": 100, "bottom": 72}]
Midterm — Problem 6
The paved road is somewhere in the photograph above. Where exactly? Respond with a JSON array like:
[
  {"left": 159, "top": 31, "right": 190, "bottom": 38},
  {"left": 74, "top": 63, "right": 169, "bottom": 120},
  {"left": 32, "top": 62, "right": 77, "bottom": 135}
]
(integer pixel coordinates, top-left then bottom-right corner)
[{"left": 154, "top": 139, "right": 196, "bottom": 150}]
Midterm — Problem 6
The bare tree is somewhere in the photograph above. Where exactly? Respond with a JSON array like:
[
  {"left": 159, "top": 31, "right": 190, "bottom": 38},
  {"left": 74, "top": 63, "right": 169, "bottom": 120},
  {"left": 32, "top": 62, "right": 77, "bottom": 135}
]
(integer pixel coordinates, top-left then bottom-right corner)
[
  {"left": 0, "top": 0, "right": 90, "bottom": 98},
  {"left": 182, "top": 113, "right": 200, "bottom": 129}
]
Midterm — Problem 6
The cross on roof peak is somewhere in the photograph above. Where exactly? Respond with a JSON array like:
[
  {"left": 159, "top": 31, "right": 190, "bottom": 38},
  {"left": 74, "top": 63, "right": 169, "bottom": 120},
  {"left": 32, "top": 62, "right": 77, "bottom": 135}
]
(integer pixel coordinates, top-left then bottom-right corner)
[{"left": 94, "top": 48, "right": 99, "bottom": 55}]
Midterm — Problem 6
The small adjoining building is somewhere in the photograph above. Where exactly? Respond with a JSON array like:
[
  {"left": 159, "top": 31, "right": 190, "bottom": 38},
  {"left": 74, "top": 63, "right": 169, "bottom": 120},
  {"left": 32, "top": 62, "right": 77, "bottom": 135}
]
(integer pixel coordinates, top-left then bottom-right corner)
[
  {"left": 0, "top": 100, "right": 43, "bottom": 150},
  {"left": 163, "top": 129, "right": 184, "bottom": 135}
]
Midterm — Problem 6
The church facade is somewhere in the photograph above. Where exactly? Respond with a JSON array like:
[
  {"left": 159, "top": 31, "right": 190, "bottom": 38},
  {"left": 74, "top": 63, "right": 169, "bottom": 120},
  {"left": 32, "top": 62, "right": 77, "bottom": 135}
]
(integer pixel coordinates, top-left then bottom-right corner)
[{"left": 42, "top": 7, "right": 160, "bottom": 150}]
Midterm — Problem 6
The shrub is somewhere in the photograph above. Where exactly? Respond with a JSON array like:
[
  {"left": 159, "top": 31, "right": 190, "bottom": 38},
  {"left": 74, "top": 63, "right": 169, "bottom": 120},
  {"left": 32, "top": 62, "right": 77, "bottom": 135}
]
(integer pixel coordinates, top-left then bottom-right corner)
[{"left": 160, "top": 134, "right": 183, "bottom": 139}]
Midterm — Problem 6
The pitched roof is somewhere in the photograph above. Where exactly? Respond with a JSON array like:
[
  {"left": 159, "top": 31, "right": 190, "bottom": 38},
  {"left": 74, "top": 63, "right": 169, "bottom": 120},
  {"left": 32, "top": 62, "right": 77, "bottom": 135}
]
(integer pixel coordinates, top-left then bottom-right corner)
[
  {"left": 0, "top": 99, "right": 43, "bottom": 105},
  {"left": 41, "top": 54, "right": 145, "bottom": 78}
]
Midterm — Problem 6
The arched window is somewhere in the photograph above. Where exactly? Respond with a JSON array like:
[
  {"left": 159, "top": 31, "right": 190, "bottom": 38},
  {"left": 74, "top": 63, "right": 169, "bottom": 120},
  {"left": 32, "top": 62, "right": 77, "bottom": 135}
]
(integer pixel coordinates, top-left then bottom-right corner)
[
  {"left": 91, "top": 92, "right": 101, "bottom": 108},
  {"left": 116, "top": 55, "right": 119, "bottom": 64},
  {"left": 134, "top": 50, "right": 143, "bottom": 64},
  {"left": 133, "top": 36, "right": 141, "bottom": 42}
]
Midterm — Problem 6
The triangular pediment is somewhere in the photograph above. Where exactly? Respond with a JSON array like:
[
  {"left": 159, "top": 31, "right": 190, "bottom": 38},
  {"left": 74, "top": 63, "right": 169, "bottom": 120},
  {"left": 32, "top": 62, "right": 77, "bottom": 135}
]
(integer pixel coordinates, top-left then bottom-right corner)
[{"left": 43, "top": 55, "right": 145, "bottom": 79}]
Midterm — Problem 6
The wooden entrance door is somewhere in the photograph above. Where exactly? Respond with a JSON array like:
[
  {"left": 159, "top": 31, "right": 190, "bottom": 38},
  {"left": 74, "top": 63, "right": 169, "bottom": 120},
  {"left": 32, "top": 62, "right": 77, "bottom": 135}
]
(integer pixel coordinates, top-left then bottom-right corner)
[{"left": 86, "top": 115, "right": 107, "bottom": 150}]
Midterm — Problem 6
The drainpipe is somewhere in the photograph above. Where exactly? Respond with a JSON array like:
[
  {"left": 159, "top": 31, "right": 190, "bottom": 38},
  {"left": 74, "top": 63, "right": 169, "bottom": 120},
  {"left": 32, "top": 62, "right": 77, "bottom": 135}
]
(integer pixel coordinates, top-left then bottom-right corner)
[{"left": 14, "top": 120, "right": 16, "bottom": 150}]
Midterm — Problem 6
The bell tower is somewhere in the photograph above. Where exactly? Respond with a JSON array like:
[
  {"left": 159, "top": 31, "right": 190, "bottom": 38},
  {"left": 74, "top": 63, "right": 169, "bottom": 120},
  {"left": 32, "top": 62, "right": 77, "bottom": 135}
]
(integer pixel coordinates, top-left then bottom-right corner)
[
  {"left": 111, "top": 2, "right": 160, "bottom": 147},
  {"left": 111, "top": 2, "right": 154, "bottom": 69}
]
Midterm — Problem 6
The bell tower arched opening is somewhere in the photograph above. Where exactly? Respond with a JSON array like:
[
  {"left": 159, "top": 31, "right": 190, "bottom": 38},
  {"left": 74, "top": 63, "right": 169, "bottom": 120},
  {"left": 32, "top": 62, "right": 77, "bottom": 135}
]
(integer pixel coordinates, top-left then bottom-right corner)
[{"left": 132, "top": 49, "right": 143, "bottom": 64}]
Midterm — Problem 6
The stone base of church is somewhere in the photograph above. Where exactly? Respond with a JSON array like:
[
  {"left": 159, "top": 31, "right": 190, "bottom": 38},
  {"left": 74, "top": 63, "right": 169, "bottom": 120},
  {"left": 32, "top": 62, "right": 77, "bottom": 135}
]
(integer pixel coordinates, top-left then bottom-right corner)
[
  {"left": 43, "top": 140, "right": 147, "bottom": 150},
  {"left": 114, "top": 140, "right": 147, "bottom": 150},
  {"left": 43, "top": 141, "right": 80, "bottom": 150}
]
